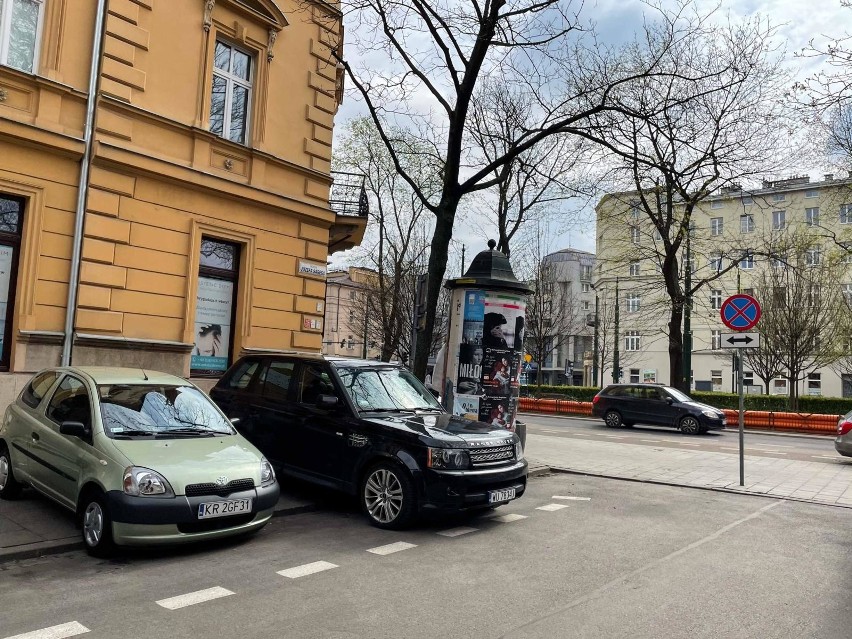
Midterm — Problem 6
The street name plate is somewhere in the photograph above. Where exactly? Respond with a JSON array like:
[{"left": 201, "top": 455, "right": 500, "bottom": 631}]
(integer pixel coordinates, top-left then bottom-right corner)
[{"left": 720, "top": 332, "right": 760, "bottom": 349}]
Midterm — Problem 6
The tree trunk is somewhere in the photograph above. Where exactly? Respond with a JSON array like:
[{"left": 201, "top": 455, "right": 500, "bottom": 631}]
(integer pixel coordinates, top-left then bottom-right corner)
[
  {"left": 668, "top": 306, "right": 685, "bottom": 391},
  {"left": 413, "top": 200, "right": 456, "bottom": 379}
]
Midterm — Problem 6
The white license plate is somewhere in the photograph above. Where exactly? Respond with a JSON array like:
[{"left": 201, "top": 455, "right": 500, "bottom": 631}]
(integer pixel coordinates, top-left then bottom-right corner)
[
  {"left": 488, "top": 488, "right": 516, "bottom": 504},
  {"left": 197, "top": 498, "right": 253, "bottom": 519}
]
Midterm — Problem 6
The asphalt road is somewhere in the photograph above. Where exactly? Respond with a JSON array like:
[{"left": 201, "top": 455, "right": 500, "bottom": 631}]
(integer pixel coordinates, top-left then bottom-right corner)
[
  {"left": 523, "top": 413, "right": 842, "bottom": 464},
  {"left": 1, "top": 474, "right": 850, "bottom": 639}
]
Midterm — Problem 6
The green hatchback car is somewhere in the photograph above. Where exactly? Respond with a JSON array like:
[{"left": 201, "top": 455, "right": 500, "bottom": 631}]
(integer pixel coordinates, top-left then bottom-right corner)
[{"left": 0, "top": 367, "right": 279, "bottom": 556}]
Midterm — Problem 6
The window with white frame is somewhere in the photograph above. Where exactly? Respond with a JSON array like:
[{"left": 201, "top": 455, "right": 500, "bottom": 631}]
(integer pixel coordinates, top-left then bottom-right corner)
[
  {"left": 0, "top": 0, "right": 45, "bottom": 73},
  {"left": 743, "top": 371, "right": 754, "bottom": 387},
  {"left": 581, "top": 282, "right": 590, "bottom": 293},
  {"left": 630, "top": 225, "right": 640, "bottom": 244},
  {"left": 580, "top": 264, "right": 592, "bottom": 281},
  {"left": 711, "top": 330, "right": 721, "bottom": 350},
  {"left": 772, "top": 210, "right": 785, "bottom": 231},
  {"left": 771, "top": 253, "right": 787, "bottom": 268},
  {"left": 843, "top": 283, "right": 852, "bottom": 305},
  {"left": 841, "top": 243, "right": 852, "bottom": 264},
  {"left": 210, "top": 40, "right": 253, "bottom": 145},
  {"left": 626, "top": 293, "right": 640, "bottom": 313},
  {"left": 711, "top": 200, "right": 723, "bottom": 209},
  {"left": 740, "top": 214, "right": 754, "bottom": 233},
  {"left": 710, "top": 289, "right": 722, "bottom": 310},
  {"left": 347, "top": 336, "right": 354, "bottom": 350},
  {"left": 772, "top": 378, "right": 787, "bottom": 395},
  {"left": 629, "top": 368, "right": 640, "bottom": 383},
  {"left": 711, "top": 369, "right": 723, "bottom": 390},
  {"left": 625, "top": 331, "right": 641, "bottom": 351},
  {"left": 841, "top": 204, "right": 852, "bottom": 224},
  {"left": 805, "top": 207, "right": 820, "bottom": 226},
  {"left": 629, "top": 260, "right": 640, "bottom": 276},
  {"left": 739, "top": 254, "right": 754, "bottom": 270},
  {"left": 582, "top": 300, "right": 590, "bottom": 311},
  {"left": 806, "top": 246, "right": 821, "bottom": 266},
  {"left": 742, "top": 287, "right": 754, "bottom": 297},
  {"left": 772, "top": 193, "right": 786, "bottom": 202},
  {"left": 629, "top": 201, "right": 640, "bottom": 221},
  {"left": 710, "top": 217, "right": 723, "bottom": 236},
  {"left": 653, "top": 227, "right": 662, "bottom": 241},
  {"left": 805, "top": 189, "right": 819, "bottom": 199},
  {"left": 741, "top": 195, "right": 753, "bottom": 206},
  {"left": 807, "top": 284, "right": 821, "bottom": 307},
  {"left": 709, "top": 253, "right": 723, "bottom": 272},
  {"left": 807, "top": 372, "right": 821, "bottom": 395}
]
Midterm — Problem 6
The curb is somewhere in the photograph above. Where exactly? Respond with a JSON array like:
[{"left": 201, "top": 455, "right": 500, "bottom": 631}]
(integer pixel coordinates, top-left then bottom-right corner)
[
  {"left": 541, "top": 465, "right": 852, "bottom": 509},
  {"left": 0, "top": 502, "right": 321, "bottom": 564}
]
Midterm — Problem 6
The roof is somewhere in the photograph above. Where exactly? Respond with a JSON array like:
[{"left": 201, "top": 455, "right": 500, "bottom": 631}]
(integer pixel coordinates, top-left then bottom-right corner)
[{"left": 71, "top": 367, "right": 187, "bottom": 385}]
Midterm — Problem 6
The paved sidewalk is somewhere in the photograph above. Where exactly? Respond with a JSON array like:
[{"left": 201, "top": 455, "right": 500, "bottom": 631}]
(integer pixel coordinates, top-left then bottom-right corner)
[{"left": 526, "top": 433, "right": 852, "bottom": 507}]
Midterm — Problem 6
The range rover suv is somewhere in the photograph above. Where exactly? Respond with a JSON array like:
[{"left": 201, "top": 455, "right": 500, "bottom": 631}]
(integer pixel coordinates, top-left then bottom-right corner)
[{"left": 210, "top": 355, "right": 527, "bottom": 529}]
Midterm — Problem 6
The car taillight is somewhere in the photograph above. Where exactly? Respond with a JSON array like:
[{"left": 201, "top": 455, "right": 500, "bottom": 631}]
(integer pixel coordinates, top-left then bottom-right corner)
[
  {"left": 839, "top": 421, "right": 852, "bottom": 436},
  {"left": 592, "top": 395, "right": 600, "bottom": 404}
]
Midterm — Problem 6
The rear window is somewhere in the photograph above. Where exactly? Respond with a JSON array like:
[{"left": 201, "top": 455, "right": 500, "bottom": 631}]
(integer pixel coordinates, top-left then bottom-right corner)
[
  {"left": 222, "top": 359, "right": 260, "bottom": 390},
  {"left": 21, "top": 371, "right": 59, "bottom": 408}
]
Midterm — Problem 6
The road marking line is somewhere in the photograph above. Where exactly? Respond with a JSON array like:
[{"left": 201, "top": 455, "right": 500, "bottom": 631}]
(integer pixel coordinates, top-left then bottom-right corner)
[
  {"left": 750, "top": 450, "right": 787, "bottom": 455},
  {"left": 602, "top": 435, "right": 625, "bottom": 439},
  {"left": 570, "top": 433, "right": 590, "bottom": 436},
  {"left": 437, "top": 526, "right": 478, "bottom": 537},
  {"left": 813, "top": 455, "right": 840, "bottom": 460},
  {"left": 156, "top": 586, "right": 234, "bottom": 610},
  {"left": 277, "top": 561, "right": 338, "bottom": 579},
  {"left": 552, "top": 495, "right": 591, "bottom": 501},
  {"left": 367, "top": 541, "right": 417, "bottom": 555},
  {"left": 489, "top": 513, "right": 528, "bottom": 523},
  {"left": 536, "top": 503, "right": 569, "bottom": 512},
  {"left": 4, "top": 622, "right": 90, "bottom": 639},
  {"left": 639, "top": 439, "right": 661, "bottom": 443},
  {"left": 538, "top": 429, "right": 564, "bottom": 434}
]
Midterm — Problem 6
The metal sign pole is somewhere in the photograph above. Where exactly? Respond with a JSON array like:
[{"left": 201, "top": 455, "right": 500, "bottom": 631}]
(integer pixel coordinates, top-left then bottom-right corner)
[{"left": 738, "top": 349, "right": 745, "bottom": 486}]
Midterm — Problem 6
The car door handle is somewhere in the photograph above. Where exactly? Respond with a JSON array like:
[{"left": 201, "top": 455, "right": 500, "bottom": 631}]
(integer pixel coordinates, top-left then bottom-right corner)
[
  {"left": 31, "top": 432, "right": 40, "bottom": 442},
  {"left": 335, "top": 431, "right": 344, "bottom": 437}
]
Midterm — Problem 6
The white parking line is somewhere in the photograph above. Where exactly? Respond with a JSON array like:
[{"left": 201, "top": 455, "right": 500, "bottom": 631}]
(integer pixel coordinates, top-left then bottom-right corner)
[
  {"left": 536, "top": 503, "right": 570, "bottom": 512},
  {"left": 156, "top": 586, "right": 234, "bottom": 610},
  {"left": 437, "top": 526, "right": 478, "bottom": 537},
  {"left": 749, "top": 450, "right": 787, "bottom": 455},
  {"left": 639, "top": 439, "right": 662, "bottom": 443},
  {"left": 553, "top": 495, "right": 591, "bottom": 501},
  {"left": 570, "top": 432, "right": 590, "bottom": 436},
  {"left": 489, "top": 513, "right": 528, "bottom": 523},
  {"left": 4, "top": 622, "right": 90, "bottom": 639},
  {"left": 367, "top": 541, "right": 417, "bottom": 555},
  {"left": 277, "top": 561, "right": 338, "bottom": 579},
  {"left": 602, "top": 435, "right": 625, "bottom": 439}
]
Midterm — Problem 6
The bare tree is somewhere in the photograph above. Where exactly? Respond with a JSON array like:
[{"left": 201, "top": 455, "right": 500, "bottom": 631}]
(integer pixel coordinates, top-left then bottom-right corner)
[
  {"left": 331, "top": 0, "right": 770, "bottom": 379},
  {"left": 591, "top": 14, "right": 795, "bottom": 390}
]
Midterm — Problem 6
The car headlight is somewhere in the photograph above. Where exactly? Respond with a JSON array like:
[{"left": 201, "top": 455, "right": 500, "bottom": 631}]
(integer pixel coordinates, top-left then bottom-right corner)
[
  {"left": 427, "top": 447, "right": 470, "bottom": 470},
  {"left": 701, "top": 410, "right": 720, "bottom": 418},
  {"left": 123, "top": 466, "right": 174, "bottom": 497},
  {"left": 515, "top": 440, "right": 525, "bottom": 461},
  {"left": 260, "top": 458, "right": 275, "bottom": 485}
]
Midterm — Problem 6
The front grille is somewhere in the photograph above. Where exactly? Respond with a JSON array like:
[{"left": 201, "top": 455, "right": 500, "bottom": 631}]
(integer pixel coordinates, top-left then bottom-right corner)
[
  {"left": 469, "top": 444, "right": 515, "bottom": 467},
  {"left": 184, "top": 478, "right": 255, "bottom": 497},
  {"left": 178, "top": 514, "right": 254, "bottom": 534}
]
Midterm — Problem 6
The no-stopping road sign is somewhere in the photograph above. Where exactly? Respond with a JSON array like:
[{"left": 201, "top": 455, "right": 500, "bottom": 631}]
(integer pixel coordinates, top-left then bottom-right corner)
[{"left": 720, "top": 294, "right": 761, "bottom": 331}]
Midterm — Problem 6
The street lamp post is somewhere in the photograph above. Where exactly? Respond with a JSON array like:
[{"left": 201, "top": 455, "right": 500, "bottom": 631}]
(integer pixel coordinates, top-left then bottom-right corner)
[
  {"left": 593, "top": 292, "right": 600, "bottom": 387},
  {"left": 683, "top": 230, "right": 692, "bottom": 391},
  {"left": 612, "top": 277, "right": 620, "bottom": 383}
]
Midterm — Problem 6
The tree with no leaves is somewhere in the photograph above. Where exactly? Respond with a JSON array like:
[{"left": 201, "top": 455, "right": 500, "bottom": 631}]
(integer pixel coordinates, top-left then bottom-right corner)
[{"left": 333, "top": 0, "right": 770, "bottom": 379}]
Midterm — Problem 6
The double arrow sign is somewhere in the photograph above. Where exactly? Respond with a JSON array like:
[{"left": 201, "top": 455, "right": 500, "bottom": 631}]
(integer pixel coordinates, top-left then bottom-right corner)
[{"left": 720, "top": 332, "right": 760, "bottom": 349}]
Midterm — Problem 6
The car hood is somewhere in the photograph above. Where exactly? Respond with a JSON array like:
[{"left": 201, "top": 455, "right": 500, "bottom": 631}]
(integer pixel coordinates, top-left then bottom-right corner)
[
  {"left": 108, "top": 435, "right": 263, "bottom": 495},
  {"left": 682, "top": 401, "right": 723, "bottom": 415},
  {"left": 361, "top": 412, "right": 516, "bottom": 446}
]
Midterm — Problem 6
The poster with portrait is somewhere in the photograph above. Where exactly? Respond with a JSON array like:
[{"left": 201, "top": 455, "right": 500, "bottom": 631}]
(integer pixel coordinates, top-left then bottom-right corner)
[
  {"left": 482, "top": 348, "right": 513, "bottom": 397},
  {"left": 0, "top": 245, "right": 13, "bottom": 355},
  {"left": 478, "top": 396, "right": 511, "bottom": 430},
  {"left": 457, "top": 343, "right": 484, "bottom": 395},
  {"left": 190, "top": 276, "right": 234, "bottom": 375},
  {"left": 479, "top": 293, "right": 526, "bottom": 430}
]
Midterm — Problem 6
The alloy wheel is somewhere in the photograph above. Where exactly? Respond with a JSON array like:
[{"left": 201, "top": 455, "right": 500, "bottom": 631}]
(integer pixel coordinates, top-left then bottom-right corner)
[
  {"left": 0, "top": 454, "right": 8, "bottom": 491},
  {"left": 605, "top": 411, "right": 622, "bottom": 428},
  {"left": 83, "top": 501, "right": 104, "bottom": 547},
  {"left": 681, "top": 417, "right": 700, "bottom": 435},
  {"left": 364, "top": 468, "right": 404, "bottom": 524}
]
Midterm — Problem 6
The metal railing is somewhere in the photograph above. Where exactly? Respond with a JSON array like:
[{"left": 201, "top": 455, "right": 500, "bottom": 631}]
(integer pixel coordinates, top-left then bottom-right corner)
[{"left": 329, "top": 171, "right": 369, "bottom": 217}]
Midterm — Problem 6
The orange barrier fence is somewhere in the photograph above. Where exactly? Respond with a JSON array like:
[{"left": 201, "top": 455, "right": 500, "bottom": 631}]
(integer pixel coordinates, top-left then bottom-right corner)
[{"left": 518, "top": 397, "right": 839, "bottom": 434}]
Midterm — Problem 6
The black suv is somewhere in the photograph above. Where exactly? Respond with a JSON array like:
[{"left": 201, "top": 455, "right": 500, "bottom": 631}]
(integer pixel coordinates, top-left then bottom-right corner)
[
  {"left": 591, "top": 384, "right": 726, "bottom": 435},
  {"left": 210, "top": 355, "right": 527, "bottom": 529}
]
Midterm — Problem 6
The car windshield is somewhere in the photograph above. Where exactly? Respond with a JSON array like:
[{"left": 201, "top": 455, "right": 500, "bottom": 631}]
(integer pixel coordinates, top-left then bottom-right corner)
[
  {"left": 665, "top": 387, "right": 692, "bottom": 402},
  {"left": 336, "top": 366, "right": 443, "bottom": 412},
  {"left": 98, "top": 384, "right": 235, "bottom": 438}
]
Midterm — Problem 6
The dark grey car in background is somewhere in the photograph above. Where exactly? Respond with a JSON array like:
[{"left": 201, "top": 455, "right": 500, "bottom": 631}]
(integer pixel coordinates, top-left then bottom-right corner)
[{"left": 836, "top": 412, "right": 852, "bottom": 457}]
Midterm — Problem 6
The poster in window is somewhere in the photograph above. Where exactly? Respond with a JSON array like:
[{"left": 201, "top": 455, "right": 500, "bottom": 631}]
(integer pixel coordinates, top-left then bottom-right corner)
[
  {"left": 191, "top": 277, "right": 233, "bottom": 374},
  {"left": 0, "top": 245, "right": 14, "bottom": 356}
]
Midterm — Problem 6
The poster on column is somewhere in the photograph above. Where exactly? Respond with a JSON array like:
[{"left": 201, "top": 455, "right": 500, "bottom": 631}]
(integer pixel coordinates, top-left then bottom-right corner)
[
  {"left": 0, "top": 245, "right": 13, "bottom": 355},
  {"left": 478, "top": 293, "right": 526, "bottom": 430},
  {"left": 191, "top": 276, "right": 233, "bottom": 375}
]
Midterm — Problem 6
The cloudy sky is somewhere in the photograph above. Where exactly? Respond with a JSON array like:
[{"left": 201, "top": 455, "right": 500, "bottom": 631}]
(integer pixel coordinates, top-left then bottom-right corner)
[{"left": 333, "top": 0, "right": 851, "bottom": 268}]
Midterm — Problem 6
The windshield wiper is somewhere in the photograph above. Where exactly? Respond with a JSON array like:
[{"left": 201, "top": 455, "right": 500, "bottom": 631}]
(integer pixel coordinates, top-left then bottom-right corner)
[
  {"left": 163, "top": 427, "right": 222, "bottom": 437},
  {"left": 412, "top": 407, "right": 443, "bottom": 413},
  {"left": 360, "top": 407, "right": 413, "bottom": 413},
  {"left": 110, "top": 429, "right": 160, "bottom": 439}
]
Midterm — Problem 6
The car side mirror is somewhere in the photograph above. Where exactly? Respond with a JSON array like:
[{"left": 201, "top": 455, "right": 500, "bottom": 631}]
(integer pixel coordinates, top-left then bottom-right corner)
[
  {"left": 60, "top": 421, "right": 91, "bottom": 439},
  {"left": 665, "top": 397, "right": 674, "bottom": 405},
  {"left": 316, "top": 394, "right": 339, "bottom": 408},
  {"left": 229, "top": 417, "right": 241, "bottom": 426}
]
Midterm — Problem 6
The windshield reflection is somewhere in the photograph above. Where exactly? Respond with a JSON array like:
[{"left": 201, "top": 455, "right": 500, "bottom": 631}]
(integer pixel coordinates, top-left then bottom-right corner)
[{"left": 337, "top": 367, "right": 443, "bottom": 412}]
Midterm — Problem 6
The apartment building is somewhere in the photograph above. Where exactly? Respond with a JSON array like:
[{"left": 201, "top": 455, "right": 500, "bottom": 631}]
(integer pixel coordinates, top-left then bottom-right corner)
[
  {"left": 322, "top": 266, "right": 382, "bottom": 359},
  {"left": 531, "top": 248, "right": 596, "bottom": 386},
  {"left": 595, "top": 173, "right": 852, "bottom": 397},
  {"left": 0, "top": 0, "right": 365, "bottom": 402}
]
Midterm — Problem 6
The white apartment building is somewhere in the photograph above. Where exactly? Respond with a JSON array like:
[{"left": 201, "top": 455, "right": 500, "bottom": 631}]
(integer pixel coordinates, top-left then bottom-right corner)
[
  {"left": 595, "top": 173, "right": 852, "bottom": 398},
  {"left": 533, "top": 248, "right": 596, "bottom": 386}
]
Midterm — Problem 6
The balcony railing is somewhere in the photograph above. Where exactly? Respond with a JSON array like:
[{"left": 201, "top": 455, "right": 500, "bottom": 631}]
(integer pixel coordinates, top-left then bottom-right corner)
[{"left": 329, "top": 171, "right": 369, "bottom": 218}]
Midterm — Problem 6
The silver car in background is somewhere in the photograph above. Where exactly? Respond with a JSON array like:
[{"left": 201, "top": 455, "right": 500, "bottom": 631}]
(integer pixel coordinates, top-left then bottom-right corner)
[{"left": 836, "top": 411, "right": 852, "bottom": 457}]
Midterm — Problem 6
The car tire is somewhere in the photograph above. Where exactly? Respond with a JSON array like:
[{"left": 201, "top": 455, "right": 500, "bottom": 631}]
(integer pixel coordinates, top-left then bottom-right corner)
[
  {"left": 0, "top": 443, "right": 23, "bottom": 500},
  {"left": 679, "top": 416, "right": 701, "bottom": 435},
  {"left": 79, "top": 491, "right": 116, "bottom": 558},
  {"left": 360, "top": 461, "right": 417, "bottom": 530},
  {"left": 604, "top": 410, "right": 623, "bottom": 429}
]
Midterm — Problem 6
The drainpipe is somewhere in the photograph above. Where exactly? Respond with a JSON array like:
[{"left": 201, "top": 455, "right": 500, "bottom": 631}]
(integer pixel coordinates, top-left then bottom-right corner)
[{"left": 61, "top": 0, "right": 107, "bottom": 366}]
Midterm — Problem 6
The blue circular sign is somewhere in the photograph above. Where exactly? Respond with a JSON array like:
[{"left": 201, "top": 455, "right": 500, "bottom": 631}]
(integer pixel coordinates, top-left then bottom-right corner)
[{"left": 720, "top": 294, "right": 761, "bottom": 331}]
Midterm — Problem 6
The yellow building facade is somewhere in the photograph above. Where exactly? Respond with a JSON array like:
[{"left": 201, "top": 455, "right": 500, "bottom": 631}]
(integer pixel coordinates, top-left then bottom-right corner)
[{"left": 0, "top": 0, "right": 364, "bottom": 402}]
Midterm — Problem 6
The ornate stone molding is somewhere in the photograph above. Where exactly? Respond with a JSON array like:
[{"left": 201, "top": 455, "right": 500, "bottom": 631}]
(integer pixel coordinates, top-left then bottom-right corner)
[
  {"left": 0, "top": 88, "right": 7, "bottom": 103},
  {"left": 267, "top": 28, "right": 278, "bottom": 61},
  {"left": 203, "top": 0, "right": 216, "bottom": 32}
]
